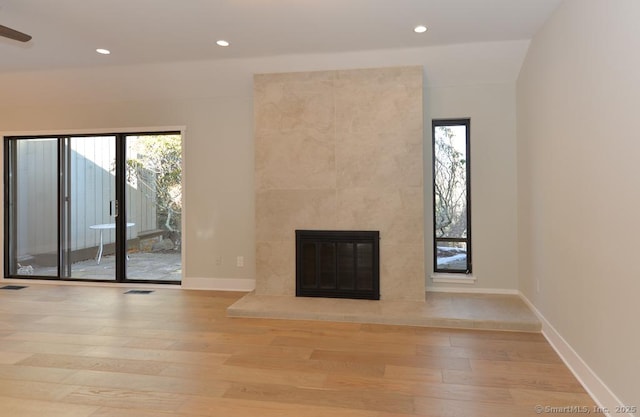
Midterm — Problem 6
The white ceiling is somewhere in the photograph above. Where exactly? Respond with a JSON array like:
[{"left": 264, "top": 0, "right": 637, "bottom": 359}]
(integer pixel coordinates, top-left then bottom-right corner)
[{"left": 0, "top": 0, "right": 562, "bottom": 73}]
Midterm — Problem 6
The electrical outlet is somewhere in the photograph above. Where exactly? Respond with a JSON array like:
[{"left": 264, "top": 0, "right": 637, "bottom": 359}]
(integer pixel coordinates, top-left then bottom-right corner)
[
  {"left": 536, "top": 279, "right": 540, "bottom": 293},
  {"left": 237, "top": 256, "right": 244, "bottom": 267},
  {"left": 215, "top": 256, "right": 223, "bottom": 266}
]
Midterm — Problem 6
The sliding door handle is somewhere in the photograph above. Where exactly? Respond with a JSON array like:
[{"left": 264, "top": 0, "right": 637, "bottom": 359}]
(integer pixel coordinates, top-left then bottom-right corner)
[{"left": 110, "top": 200, "right": 119, "bottom": 217}]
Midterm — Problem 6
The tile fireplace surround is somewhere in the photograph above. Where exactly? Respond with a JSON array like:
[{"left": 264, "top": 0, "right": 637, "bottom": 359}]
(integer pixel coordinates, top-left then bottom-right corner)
[{"left": 248, "top": 65, "right": 425, "bottom": 303}]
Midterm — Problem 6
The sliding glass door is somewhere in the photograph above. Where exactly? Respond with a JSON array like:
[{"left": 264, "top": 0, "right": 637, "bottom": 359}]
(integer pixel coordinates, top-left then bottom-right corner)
[
  {"left": 124, "top": 134, "right": 182, "bottom": 282},
  {"left": 5, "top": 138, "right": 59, "bottom": 277},
  {"left": 4, "top": 132, "right": 182, "bottom": 283},
  {"left": 62, "top": 136, "right": 117, "bottom": 280}
]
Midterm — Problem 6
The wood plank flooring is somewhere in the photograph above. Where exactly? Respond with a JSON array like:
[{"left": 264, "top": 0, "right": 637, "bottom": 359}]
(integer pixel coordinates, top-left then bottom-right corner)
[{"left": 0, "top": 285, "right": 596, "bottom": 416}]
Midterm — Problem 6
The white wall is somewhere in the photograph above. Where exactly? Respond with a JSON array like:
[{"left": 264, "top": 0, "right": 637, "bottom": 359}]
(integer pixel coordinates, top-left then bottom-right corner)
[
  {"left": 0, "top": 40, "right": 525, "bottom": 291},
  {"left": 518, "top": 0, "right": 640, "bottom": 408}
]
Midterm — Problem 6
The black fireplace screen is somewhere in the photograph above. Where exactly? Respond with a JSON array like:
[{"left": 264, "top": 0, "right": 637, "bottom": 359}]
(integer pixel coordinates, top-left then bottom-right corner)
[{"left": 295, "top": 230, "right": 380, "bottom": 300}]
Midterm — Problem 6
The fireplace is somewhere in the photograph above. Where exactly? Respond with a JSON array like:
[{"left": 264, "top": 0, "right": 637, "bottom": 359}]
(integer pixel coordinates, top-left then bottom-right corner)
[
  {"left": 296, "top": 230, "right": 380, "bottom": 300},
  {"left": 254, "top": 67, "right": 425, "bottom": 301}
]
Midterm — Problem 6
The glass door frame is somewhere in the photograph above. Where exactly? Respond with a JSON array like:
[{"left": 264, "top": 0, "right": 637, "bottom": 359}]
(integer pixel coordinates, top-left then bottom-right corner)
[{"left": 3, "top": 131, "right": 181, "bottom": 285}]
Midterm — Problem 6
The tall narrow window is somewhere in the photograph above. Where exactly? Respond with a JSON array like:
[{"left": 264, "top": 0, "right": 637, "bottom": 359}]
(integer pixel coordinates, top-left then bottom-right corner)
[{"left": 432, "top": 119, "right": 471, "bottom": 273}]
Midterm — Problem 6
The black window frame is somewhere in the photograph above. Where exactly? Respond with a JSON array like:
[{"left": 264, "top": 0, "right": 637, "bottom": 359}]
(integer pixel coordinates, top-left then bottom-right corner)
[{"left": 432, "top": 118, "right": 472, "bottom": 274}]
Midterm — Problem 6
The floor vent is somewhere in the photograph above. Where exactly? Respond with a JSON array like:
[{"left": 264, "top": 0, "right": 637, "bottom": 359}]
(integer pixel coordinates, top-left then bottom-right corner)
[
  {"left": 1, "top": 285, "right": 28, "bottom": 290},
  {"left": 124, "top": 289, "right": 154, "bottom": 294}
]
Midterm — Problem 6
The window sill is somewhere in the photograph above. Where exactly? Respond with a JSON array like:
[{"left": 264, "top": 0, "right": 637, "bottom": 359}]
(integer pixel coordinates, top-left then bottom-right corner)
[{"left": 431, "top": 273, "right": 476, "bottom": 284}]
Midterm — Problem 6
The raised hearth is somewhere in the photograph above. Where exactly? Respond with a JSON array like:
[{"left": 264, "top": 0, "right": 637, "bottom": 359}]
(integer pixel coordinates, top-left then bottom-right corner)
[{"left": 227, "top": 292, "right": 541, "bottom": 332}]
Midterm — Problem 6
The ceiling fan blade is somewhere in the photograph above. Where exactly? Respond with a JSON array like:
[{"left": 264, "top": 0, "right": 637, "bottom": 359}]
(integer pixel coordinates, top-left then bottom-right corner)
[{"left": 0, "top": 24, "right": 32, "bottom": 42}]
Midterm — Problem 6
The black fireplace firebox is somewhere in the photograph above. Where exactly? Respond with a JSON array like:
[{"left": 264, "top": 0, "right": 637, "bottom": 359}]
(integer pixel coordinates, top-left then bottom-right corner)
[{"left": 295, "top": 230, "right": 380, "bottom": 300}]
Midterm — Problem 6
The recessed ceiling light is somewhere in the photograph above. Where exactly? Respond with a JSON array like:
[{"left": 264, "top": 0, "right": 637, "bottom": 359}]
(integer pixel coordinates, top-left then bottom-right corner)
[
  {"left": 96, "top": 48, "right": 111, "bottom": 55},
  {"left": 414, "top": 25, "right": 428, "bottom": 34},
  {"left": 216, "top": 40, "right": 230, "bottom": 47}
]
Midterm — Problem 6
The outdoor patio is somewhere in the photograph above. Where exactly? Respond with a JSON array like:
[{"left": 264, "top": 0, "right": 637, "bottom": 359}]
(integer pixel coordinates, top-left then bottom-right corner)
[{"left": 25, "top": 251, "right": 181, "bottom": 282}]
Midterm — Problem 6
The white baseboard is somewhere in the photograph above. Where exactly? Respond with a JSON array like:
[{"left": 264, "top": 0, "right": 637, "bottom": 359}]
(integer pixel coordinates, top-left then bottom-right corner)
[
  {"left": 519, "top": 293, "right": 632, "bottom": 417},
  {"left": 181, "top": 277, "right": 255, "bottom": 292},
  {"left": 427, "top": 286, "right": 520, "bottom": 295}
]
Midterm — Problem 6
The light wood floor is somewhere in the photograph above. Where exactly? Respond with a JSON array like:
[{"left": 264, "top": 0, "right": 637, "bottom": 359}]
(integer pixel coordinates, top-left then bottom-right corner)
[{"left": 0, "top": 284, "right": 596, "bottom": 417}]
